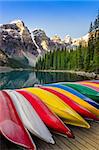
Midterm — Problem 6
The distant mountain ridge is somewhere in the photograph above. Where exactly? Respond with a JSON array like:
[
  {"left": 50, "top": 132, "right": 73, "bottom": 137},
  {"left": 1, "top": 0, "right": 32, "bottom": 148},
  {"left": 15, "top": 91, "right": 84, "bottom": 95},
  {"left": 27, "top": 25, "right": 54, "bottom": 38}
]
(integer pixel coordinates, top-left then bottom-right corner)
[{"left": 0, "top": 20, "right": 89, "bottom": 68}]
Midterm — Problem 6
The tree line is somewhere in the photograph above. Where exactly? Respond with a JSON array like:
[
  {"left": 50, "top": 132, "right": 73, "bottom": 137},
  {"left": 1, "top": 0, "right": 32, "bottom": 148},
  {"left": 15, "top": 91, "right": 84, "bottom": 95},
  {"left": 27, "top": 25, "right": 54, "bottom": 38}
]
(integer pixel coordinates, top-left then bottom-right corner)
[{"left": 35, "top": 30, "right": 99, "bottom": 74}]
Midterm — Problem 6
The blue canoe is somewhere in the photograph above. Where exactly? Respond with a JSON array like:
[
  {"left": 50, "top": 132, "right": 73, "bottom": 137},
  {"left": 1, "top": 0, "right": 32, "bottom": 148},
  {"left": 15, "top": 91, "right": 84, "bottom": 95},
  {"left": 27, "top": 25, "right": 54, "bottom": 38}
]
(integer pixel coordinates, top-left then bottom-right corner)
[{"left": 44, "top": 83, "right": 99, "bottom": 109}]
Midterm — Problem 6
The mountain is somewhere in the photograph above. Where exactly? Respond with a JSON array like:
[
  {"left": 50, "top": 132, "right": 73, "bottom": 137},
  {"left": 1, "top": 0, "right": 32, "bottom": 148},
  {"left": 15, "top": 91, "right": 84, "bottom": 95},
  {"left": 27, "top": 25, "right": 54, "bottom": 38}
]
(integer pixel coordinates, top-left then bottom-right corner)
[
  {"left": 33, "top": 29, "right": 50, "bottom": 53},
  {"left": 0, "top": 19, "right": 89, "bottom": 68},
  {"left": 0, "top": 49, "right": 8, "bottom": 66},
  {"left": 62, "top": 34, "right": 89, "bottom": 50},
  {"left": 0, "top": 20, "right": 39, "bottom": 67},
  {"left": 51, "top": 35, "right": 62, "bottom": 43},
  {"left": 64, "top": 35, "right": 72, "bottom": 44},
  {"left": 33, "top": 29, "right": 67, "bottom": 53},
  {"left": 51, "top": 33, "right": 89, "bottom": 51},
  {"left": 72, "top": 33, "right": 89, "bottom": 47}
]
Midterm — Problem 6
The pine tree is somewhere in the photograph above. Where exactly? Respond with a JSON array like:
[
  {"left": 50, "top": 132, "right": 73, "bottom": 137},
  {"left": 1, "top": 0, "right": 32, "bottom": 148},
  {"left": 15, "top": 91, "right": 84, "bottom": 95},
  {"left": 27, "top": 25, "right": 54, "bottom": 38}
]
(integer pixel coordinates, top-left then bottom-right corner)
[
  {"left": 85, "top": 41, "right": 91, "bottom": 71},
  {"left": 60, "top": 48, "right": 64, "bottom": 69},
  {"left": 97, "top": 9, "right": 99, "bottom": 29},
  {"left": 64, "top": 48, "right": 67, "bottom": 69},
  {"left": 94, "top": 19, "right": 97, "bottom": 30},
  {"left": 78, "top": 43, "right": 84, "bottom": 70},
  {"left": 57, "top": 49, "right": 60, "bottom": 69},
  {"left": 93, "top": 31, "right": 99, "bottom": 73},
  {"left": 89, "top": 22, "right": 93, "bottom": 33},
  {"left": 53, "top": 50, "right": 57, "bottom": 69}
]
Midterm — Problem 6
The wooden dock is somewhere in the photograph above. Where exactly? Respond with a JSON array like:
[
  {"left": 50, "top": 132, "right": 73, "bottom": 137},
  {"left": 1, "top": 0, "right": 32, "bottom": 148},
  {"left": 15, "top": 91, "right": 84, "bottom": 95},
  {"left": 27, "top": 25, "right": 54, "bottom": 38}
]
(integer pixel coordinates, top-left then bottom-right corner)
[{"left": 0, "top": 121, "right": 99, "bottom": 150}]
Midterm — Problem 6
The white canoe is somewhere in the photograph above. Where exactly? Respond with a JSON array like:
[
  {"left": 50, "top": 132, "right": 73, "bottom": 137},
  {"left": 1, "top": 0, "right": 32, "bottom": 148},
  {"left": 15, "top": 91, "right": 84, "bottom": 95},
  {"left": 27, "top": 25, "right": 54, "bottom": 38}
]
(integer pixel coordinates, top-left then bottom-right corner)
[{"left": 4, "top": 90, "right": 54, "bottom": 144}]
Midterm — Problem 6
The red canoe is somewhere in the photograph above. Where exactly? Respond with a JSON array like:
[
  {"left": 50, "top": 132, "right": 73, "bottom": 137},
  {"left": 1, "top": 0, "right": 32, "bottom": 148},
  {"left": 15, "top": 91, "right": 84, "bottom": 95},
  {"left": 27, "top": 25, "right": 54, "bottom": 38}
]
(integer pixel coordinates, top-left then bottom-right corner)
[
  {"left": 0, "top": 91, "right": 36, "bottom": 150},
  {"left": 17, "top": 90, "right": 74, "bottom": 138},
  {"left": 91, "top": 82, "right": 99, "bottom": 84},
  {"left": 39, "top": 87, "right": 98, "bottom": 121}
]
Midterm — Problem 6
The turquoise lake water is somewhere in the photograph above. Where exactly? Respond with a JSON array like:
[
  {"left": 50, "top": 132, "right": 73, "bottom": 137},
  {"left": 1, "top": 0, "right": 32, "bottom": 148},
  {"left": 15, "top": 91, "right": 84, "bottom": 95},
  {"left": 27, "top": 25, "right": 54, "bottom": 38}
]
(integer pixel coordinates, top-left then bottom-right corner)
[{"left": 0, "top": 71, "right": 89, "bottom": 90}]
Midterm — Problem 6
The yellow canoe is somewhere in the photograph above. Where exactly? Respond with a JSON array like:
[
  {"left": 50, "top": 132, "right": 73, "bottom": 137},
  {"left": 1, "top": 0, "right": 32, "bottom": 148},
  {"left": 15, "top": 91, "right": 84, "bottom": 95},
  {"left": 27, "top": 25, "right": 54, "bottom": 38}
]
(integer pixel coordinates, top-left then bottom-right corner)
[
  {"left": 48, "top": 87, "right": 99, "bottom": 118},
  {"left": 23, "top": 87, "right": 90, "bottom": 128}
]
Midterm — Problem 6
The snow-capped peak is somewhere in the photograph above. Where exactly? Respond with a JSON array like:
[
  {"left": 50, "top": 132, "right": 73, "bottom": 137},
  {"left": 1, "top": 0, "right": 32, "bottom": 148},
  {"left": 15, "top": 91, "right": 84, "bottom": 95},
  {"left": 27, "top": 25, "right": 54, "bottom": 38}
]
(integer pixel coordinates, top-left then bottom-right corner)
[
  {"left": 10, "top": 19, "right": 25, "bottom": 37},
  {"left": 64, "top": 35, "right": 72, "bottom": 44},
  {"left": 10, "top": 19, "right": 23, "bottom": 24},
  {"left": 72, "top": 33, "right": 89, "bottom": 42},
  {"left": 82, "top": 33, "right": 89, "bottom": 41}
]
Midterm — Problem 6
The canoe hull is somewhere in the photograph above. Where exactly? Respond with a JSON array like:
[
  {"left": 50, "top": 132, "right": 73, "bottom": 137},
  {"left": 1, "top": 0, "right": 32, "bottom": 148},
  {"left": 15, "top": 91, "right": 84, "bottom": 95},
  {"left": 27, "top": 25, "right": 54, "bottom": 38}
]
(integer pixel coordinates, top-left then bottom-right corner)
[
  {"left": 0, "top": 91, "right": 36, "bottom": 150},
  {"left": 39, "top": 86, "right": 98, "bottom": 121},
  {"left": 24, "top": 87, "right": 90, "bottom": 128},
  {"left": 63, "top": 83, "right": 99, "bottom": 102},
  {"left": 5, "top": 90, "right": 54, "bottom": 144},
  {"left": 17, "top": 90, "right": 73, "bottom": 138},
  {"left": 44, "top": 83, "right": 99, "bottom": 109}
]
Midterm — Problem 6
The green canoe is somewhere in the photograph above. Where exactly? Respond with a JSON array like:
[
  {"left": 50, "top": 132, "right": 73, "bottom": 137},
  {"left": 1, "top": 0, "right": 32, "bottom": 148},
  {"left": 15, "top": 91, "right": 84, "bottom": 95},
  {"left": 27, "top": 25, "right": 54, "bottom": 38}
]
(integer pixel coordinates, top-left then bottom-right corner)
[{"left": 63, "top": 83, "right": 99, "bottom": 102}]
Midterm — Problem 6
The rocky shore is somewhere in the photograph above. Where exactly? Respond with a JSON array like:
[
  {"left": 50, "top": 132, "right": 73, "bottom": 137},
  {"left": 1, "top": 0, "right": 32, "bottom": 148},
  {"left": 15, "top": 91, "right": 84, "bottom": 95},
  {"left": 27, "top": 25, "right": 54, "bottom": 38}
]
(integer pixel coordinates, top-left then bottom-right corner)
[{"left": 36, "top": 70, "right": 99, "bottom": 79}]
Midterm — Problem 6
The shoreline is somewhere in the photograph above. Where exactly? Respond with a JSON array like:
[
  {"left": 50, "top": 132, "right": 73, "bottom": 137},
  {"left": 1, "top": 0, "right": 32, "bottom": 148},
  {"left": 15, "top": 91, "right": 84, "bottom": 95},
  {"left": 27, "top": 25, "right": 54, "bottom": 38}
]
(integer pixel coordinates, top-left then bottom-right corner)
[
  {"left": 0, "top": 66, "right": 31, "bottom": 73},
  {"left": 35, "top": 69, "right": 99, "bottom": 79},
  {"left": 0, "top": 66, "right": 99, "bottom": 79},
  {"left": 0, "top": 66, "right": 14, "bottom": 73}
]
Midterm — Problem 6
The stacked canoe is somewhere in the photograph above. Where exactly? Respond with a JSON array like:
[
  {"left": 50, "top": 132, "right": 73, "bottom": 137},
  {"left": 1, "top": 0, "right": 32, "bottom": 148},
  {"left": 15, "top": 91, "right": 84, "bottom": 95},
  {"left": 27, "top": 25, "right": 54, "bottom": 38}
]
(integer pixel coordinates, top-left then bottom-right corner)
[{"left": 0, "top": 80, "right": 99, "bottom": 150}]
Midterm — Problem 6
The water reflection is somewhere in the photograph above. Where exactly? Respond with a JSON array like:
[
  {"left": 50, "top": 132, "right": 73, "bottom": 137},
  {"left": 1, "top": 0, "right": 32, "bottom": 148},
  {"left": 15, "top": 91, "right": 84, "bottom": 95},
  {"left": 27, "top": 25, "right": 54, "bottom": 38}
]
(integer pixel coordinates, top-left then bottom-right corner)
[{"left": 0, "top": 71, "right": 89, "bottom": 90}]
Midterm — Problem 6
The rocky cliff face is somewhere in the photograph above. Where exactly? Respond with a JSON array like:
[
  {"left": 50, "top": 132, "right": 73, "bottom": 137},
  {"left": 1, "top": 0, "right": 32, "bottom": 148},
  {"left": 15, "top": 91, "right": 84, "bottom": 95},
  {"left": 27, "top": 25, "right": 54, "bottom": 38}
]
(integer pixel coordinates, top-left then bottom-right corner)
[
  {"left": 0, "top": 49, "right": 8, "bottom": 66},
  {"left": 33, "top": 29, "right": 54, "bottom": 53},
  {"left": 0, "top": 20, "right": 39, "bottom": 67},
  {"left": 33, "top": 29, "right": 68, "bottom": 53}
]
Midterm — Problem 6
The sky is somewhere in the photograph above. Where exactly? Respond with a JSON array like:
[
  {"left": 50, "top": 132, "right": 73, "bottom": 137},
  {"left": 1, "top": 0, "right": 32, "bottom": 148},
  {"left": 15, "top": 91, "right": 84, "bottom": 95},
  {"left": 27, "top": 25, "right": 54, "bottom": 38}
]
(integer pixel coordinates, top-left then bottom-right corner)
[{"left": 0, "top": 0, "right": 99, "bottom": 39}]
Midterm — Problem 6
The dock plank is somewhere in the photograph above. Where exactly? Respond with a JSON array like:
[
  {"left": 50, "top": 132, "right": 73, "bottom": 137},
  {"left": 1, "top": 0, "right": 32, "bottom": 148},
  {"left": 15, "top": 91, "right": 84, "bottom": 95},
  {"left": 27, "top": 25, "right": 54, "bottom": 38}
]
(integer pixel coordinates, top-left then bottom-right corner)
[
  {"left": 0, "top": 121, "right": 99, "bottom": 150},
  {"left": 73, "top": 128, "right": 99, "bottom": 149}
]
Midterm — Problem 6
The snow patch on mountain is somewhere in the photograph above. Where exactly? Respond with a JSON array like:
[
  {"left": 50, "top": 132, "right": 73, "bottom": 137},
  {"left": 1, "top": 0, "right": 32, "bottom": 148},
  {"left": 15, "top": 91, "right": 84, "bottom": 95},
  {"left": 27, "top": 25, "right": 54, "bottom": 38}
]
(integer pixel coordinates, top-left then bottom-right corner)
[
  {"left": 31, "top": 33, "right": 41, "bottom": 54},
  {"left": 22, "top": 51, "right": 37, "bottom": 67}
]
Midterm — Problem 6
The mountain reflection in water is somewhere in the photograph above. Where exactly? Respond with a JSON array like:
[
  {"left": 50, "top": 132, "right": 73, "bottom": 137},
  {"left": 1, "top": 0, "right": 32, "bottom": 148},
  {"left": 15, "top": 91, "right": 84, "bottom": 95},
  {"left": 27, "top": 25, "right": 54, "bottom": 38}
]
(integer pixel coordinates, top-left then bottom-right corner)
[{"left": 0, "top": 71, "right": 89, "bottom": 90}]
